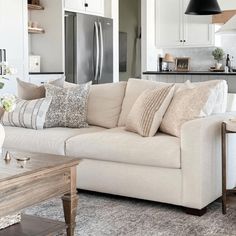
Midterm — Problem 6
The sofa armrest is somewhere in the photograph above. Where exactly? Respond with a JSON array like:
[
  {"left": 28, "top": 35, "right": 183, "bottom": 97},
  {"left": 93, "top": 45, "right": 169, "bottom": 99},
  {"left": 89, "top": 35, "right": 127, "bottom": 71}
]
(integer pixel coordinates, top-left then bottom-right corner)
[{"left": 181, "top": 113, "right": 236, "bottom": 209}]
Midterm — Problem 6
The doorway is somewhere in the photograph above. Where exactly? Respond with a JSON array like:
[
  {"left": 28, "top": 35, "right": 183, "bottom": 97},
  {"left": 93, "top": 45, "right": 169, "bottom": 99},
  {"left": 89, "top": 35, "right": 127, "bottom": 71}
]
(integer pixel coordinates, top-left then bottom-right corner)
[{"left": 119, "top": 0, "right": 141, "bottom": 81}]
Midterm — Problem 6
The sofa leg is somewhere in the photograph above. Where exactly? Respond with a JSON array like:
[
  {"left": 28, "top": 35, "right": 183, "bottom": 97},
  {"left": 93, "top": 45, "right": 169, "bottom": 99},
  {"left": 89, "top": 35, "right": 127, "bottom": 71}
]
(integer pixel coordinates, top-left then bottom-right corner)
[{"left": 184, "top": 207, "right": 207, "bottom": 216}]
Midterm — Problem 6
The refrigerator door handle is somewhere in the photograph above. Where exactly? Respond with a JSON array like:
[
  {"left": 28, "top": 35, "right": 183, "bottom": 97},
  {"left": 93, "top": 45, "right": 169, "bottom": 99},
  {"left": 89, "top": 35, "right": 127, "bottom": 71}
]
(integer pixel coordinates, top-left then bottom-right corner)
[
  {"left": 98, "top": 21, "right": 104, "bottom": 81},
  {"left": 93, "top": 21, "right": 100, "bottom": 83}
]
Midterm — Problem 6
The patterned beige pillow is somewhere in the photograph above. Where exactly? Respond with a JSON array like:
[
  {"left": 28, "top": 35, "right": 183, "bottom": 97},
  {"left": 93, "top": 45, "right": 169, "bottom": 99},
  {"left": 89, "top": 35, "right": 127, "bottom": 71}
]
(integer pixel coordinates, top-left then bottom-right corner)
[
  {"left": 44, "top": 82, "right": 91, "bottom": 128},
  {"left": 1, "top": 97, "right": 52, "bottom": 130},
  {"left": 160, "top": 83, "right": 219, "bottom": 137},
  {"left": 125, "top": 85, "right": 175, "bottom": 137},
  {"left": 17, "top": 77, "right": 64, "bottom": 100}
]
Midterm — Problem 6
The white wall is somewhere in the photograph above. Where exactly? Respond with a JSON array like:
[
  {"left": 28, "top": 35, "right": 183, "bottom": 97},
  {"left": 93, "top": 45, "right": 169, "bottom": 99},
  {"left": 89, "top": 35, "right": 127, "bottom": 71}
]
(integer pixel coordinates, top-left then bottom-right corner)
[
  {"left": 0, "top": 0, "right": 28, "bottom": 95},
  {"left": 119, "top": 0, "right": 139, "bottom": 81},
  {"left": 30, "top": 0, "right": 64, "bottom": 73},
  {"left": 141, "top": 0, "right": 162, "bottom": 72},
  {"left": 111, "top": 0, "right": 119, "bottom": 82}
]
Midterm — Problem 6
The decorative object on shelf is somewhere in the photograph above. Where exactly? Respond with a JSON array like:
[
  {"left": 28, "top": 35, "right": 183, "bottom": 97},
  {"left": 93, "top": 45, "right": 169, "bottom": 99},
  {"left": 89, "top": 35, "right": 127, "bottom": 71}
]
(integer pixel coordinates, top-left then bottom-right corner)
[
  {"left": 28, "top": 21, "right": 45, "bottom": 34},
  {"left": 163, "top": 53, "right": 175, "bottom": 71},
  {"left": 28, "top": 4, "right": 44, "bottom": 10},
  {"left": 28, "top": 27, "right": 45, "bottom": 34},
  {"left": 212, "top": 48, "right": 224, "bottom": 70},
  {"left": 209, "top": 67, "right": 224, "bottom": 72},
  {"left": 158, "top": 56, "right": 163, "bottom": 72},
  {"left": 185, "top": 0, "right": 222, "bottom": 15},
  {"left": 175, "top": 57, "right": 190, "bottom": 72},
  {"left": 0, "top": 213, "right": 21, "bottom": 230},
  {"left": 31, "top": 0, "right": 40, "bottom": 5}
]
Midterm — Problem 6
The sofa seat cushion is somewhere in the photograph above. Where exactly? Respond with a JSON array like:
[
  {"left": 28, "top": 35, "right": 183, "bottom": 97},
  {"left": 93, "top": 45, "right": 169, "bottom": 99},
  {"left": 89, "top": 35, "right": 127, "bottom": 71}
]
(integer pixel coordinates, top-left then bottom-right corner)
[
  {"left": 3, "top": 126, "right": 106, "bottom": 155},
  {"left": 66, "top": 127, "right": 181, "bottom": 169}
]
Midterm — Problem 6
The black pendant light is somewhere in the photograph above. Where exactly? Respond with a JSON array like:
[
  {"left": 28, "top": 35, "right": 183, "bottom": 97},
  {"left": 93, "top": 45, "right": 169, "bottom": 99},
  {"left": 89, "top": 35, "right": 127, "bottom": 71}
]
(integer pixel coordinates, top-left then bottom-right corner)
[{"left": 185, "top": 0, "right": 222, "bottom": 15}]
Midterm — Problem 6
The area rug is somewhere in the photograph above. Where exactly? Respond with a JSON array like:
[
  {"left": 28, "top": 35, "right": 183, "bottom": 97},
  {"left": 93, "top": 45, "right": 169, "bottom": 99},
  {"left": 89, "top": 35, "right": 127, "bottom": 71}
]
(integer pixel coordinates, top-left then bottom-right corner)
[{"left": 25, "top": 192, "right": 236, "bottom": 236}]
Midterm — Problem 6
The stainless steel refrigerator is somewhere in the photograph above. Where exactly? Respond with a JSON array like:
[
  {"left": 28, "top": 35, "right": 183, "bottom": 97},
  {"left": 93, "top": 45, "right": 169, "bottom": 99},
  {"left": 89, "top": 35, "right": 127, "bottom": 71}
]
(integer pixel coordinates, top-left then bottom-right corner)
[{"left": 65, "top": 12, "right": 113, "bottom": 84}]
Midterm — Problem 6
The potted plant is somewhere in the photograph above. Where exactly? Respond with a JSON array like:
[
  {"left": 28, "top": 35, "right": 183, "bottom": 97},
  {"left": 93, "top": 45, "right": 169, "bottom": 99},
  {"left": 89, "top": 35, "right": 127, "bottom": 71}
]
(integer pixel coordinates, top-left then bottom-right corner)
[{"left": 212, "top": 48, "right": 225, "bottom": 70}]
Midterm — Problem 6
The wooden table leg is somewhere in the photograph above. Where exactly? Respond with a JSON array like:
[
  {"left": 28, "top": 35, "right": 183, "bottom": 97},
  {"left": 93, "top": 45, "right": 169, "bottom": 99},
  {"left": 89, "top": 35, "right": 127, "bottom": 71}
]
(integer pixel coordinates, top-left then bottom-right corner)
[
  {"left": 222, "top": 122, "right": 227, "bottom": 214},
  {"left": 62, "top": 166, "right": 78, "bottom": 236}
]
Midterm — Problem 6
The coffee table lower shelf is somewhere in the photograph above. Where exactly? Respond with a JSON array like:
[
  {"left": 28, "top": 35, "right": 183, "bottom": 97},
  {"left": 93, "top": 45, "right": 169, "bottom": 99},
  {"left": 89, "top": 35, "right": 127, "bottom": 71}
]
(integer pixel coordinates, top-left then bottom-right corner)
[{"left": 0, "top": 214, "right": 66, "bottom": 236}]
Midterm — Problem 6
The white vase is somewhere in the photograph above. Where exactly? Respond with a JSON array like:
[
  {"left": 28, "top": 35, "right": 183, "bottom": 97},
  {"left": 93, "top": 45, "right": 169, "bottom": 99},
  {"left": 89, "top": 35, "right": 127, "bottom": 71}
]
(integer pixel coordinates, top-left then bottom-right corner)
[{"left": 215, "top": 62, "right": 222, "bottom": 70}]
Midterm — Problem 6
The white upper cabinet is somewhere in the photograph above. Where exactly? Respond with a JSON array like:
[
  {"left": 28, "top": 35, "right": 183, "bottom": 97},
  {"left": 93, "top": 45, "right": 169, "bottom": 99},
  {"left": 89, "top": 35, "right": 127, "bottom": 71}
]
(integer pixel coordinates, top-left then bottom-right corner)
[
  {"left": 156, "top": 0, "right": 183, "bottom": 48},
  {"left": 85, "top": 0, "right": 104, "bottom": 15},
  {"left": 64, "top": 0, "right": 104, "bottom": 16},
  {"left": 183, "top": 0, "right": 213, "bottom": 47},
  {"left": 156, "top": 0, "right": 214, "bottom": 48},
  {"left": 64, "top": 0, "right": 85, "bottom": 12}
]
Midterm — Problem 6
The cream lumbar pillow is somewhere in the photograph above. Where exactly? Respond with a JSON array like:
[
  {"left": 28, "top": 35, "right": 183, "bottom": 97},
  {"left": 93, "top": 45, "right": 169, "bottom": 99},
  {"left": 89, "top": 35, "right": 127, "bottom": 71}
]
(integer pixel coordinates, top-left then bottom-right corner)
[
  {"left": 125, "top": 85, "right": 175, "bottom": 137},
  {"left": 1, "top": 97, "right": 52, "bottom": 130},
  {"left": 160, "top": 82, "right": 219, "bottom": 137}
]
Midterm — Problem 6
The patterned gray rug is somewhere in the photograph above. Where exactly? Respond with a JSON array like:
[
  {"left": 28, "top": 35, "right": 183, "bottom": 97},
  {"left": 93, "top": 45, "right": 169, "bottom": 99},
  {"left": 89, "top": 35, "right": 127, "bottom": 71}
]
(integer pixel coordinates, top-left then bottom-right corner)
[{"left": 25, "top": 192, "right": 236, "bottom": 236}]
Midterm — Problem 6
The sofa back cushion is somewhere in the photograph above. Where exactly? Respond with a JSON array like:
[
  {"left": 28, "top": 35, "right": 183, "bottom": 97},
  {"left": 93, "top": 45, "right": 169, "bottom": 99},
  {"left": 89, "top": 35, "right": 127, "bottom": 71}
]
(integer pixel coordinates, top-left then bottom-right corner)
[
  {"left": 64, "top": 81, "right": 127, "bottom": 128},
  {"left": 87, "top": 82, "right": 127, "bottom": 128},
  {"left": 118, "top": 78, "right": 228, "bottom": 126},
  {"left": 118, "top": 79, "right": 169, "bottom": 126}
]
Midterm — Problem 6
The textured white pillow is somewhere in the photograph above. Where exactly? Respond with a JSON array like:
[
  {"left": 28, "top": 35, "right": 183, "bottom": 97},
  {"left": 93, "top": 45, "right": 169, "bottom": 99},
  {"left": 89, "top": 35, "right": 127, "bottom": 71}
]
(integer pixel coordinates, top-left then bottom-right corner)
[
  {"left": 160, "top": 83, "right": 219, "bottom": 137},
  {"left": 1, "top": 97, "right": 52, "bottom": 130},
  {"left": 191, "top": 80, "right": 228, "bottom": 114},
  {"left": 126, "top": 85, "right": 175, "bottom": 137}
]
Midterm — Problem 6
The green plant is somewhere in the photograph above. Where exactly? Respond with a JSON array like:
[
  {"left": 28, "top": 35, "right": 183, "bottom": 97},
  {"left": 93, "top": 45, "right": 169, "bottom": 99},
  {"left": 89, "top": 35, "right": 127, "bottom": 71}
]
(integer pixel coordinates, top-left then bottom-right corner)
[{"left": 212, "top": 48, "right": 225, "bottom": 63}]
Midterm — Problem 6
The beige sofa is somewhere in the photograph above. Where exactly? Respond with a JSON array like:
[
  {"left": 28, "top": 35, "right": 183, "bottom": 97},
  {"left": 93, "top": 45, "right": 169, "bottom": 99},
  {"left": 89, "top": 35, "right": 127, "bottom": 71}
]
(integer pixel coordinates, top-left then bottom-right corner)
[{"left": 3, "top": 79, "right": 234, "bottom": 216}]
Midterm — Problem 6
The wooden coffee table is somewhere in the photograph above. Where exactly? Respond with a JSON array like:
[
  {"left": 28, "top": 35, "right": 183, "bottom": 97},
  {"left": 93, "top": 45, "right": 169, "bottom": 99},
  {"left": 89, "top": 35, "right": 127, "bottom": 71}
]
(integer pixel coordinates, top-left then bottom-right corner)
[{"left": 0, "top": 152, "right": 80, "bottom": 236}]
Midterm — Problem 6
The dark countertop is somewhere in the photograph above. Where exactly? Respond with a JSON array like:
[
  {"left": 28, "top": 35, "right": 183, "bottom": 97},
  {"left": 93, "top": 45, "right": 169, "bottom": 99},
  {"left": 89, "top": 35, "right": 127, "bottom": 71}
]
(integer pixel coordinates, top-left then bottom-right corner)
[
  {"left": 29, "top": 72, "right": 64, "bottom": 75},
  {"left": 143, "top": 71, "right": 236, "bottom": 76}
]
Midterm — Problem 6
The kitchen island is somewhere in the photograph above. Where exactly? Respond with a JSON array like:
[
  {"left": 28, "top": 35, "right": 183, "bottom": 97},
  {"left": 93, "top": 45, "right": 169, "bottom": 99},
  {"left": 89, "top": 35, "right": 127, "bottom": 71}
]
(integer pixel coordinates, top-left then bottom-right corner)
[{"left": 143, "top": 71, "right": 236, "bottom": 93}]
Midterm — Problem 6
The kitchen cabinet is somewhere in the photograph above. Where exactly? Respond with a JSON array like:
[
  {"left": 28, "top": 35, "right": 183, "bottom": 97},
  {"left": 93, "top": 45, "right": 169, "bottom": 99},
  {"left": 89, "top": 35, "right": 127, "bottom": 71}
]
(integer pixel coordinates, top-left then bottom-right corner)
[
  {"left": 156, "top": 0, "right": 214, "bottom": 48},
  {"left": 64, "top": 0, "right": 85, "bottom": 13},
  {"left": 183, "top": 0, "right": 213, "bottom": 47},
  {"left": 85, "top": 0, "right": 104, "bottom": 15},
  {"left": 155, "top": 0, "right": 183, "bottom": 48},
  {"left": 64, "top": 0, "right": 104, "bottom": 16}
]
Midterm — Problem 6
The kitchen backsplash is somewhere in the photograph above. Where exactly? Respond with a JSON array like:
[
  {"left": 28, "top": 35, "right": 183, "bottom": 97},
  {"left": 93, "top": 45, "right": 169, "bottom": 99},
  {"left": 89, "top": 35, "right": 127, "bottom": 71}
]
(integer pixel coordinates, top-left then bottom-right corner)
[{"left": 162, "top": 35, "right": 236, "bottom": 71}]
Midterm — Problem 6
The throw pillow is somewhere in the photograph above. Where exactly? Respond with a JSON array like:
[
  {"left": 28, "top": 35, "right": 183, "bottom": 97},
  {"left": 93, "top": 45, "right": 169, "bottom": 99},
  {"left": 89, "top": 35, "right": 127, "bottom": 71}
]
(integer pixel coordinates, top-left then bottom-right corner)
[
  {"left": 1, "top": 97, "right": 52, "bottom": 130},
  {"left": 125, "top": 85, "right": 175, "bottom": 137},
  {"left": 17, "top": 77, "right": 65, "bottom": 100},
  {"left": 44, "top": 82, "right": 91, "bottom": 128},
  {"left": 160, "top": 83, "right": 219, "bottom": 137}
]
